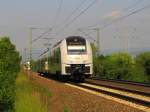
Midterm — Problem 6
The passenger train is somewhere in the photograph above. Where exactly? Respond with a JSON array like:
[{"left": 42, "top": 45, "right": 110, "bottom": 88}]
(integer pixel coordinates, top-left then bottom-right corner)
[{"left": 38, "top": 36, "right": 93, "bottom": 81}]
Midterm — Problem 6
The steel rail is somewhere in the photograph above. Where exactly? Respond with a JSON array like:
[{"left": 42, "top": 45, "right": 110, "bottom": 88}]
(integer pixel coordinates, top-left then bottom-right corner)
[
  {"left": 68, "top": 82, "right": 150, "bottom": 107},
  {"left": 89, "top": 78, "right": 150, "bottom": 87},
  {"left": 85, "top": 79, "right": 150, "bottom": 96}
]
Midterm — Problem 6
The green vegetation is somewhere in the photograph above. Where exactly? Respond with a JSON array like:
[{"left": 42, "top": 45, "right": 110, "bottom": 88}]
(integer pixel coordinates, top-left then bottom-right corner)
[
  {"left": 64, "top": 107, "right": 70, "bottom": 112},
  {"left": 93, "top": 53, "right": 149, "bottom": 83},
  {"left": 136, "top": 52, "right": 150, "bottom": 81},
  {"left": 94, "top": 53, "right": 148, "bottom": 82},
  {"left": 0, "top": 37, "right": 21, "bottom": 111},
  {"left": 91, "top": 43, "right": 150, "bottom": 83},
  {"left": 15, "top": 71, "right": 51, "bottom": 112}
]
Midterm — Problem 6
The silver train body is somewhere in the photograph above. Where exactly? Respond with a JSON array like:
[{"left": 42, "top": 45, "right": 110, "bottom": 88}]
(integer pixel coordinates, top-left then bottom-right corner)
[{"left": 50, "top": 36, "right": 93, "bottom": 81}]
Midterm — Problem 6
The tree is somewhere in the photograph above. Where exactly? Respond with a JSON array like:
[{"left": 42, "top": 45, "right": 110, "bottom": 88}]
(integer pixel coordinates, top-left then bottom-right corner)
[
  {"left": 93, "top": 52, "right": 148, "bottom": 82},
  {"left": 136, "top": 52, "right": 150, "bottom": 82},
  {"left": 0, "top": 37, "right": 21, "bottom": 111}
]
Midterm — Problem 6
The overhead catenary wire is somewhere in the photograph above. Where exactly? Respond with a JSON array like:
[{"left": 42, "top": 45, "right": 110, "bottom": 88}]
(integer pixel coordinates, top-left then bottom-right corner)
[
  {"left": 78, "top": 1, "right": 149, "bottom": 45},
  {"left": 56, "top": 0, "right": 89, "bottom": 28},
  {"left": 78, "top": 28, "right": 96, "bottom": 42},
  {"left": 51, "top": 0, "right": 146, "bottom": 42},
  {"left": 122, "top": 0, "right": 144, "bottom": 12},
  {"left": 100, "top": 4, "right": 150, "bottom": 30},
  {"left": 53, "top": 0, "right": 99, "bottom": 37},
  {"left": 32, "top": 28, "right": 52, "bottom": 43},
  {"left": 39, "top": 48, "right": 49, "bottom": 57},
  {"left": 64, "top": 0, "right": 98, "bottom": 29},
  {"left": 84, "top": 0, "right": 144, "bottom": 28},
  {"left": 49, "top": 0, "right": 88, "bottom": 40},
  {"left": 86, "top": 4, "right": 150, "bottom": 30},
  {"left": 53, "top": 0, "right": 143, "bottom": 38},
  {"left": 52, "top": 0, "right": 63, "bottom": 28},
  {"left": 29, "top": 0, "right": 64, "bottom": 47}
]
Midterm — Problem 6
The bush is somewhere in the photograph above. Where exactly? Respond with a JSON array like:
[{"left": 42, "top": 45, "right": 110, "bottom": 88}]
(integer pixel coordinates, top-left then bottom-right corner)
[
  {"left": 93, "top": 55, "right": 106, "bottom": 78},
  {"left": 0, "top": 37, "right": 21, "bottom": 111},
  {"left": 106, "top": 53, "right": 134, "bottom": 80},
  {"left": 136, "top": 52, "right": 150, "bottom": 82},
  {"left": 93, "top": 52, "right": 149, "bottom": 83}
]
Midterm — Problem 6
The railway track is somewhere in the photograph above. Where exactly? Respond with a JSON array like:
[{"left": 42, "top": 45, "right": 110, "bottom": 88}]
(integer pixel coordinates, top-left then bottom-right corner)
[
  {"left": 66, "top": 80, "right": 150, "bottom": 111},
  {"left": 89, "top": 78, "right": 150, "bottom": 87},
  {"left": 85, "top": 79, "right": 150, "bottom": 96},
  {"left": 39, "top": 73, "right": 150, "bottom": 111}
]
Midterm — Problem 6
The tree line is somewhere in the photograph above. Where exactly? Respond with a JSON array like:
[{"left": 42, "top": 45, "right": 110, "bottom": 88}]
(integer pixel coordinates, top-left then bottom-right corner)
[
  {"left": 0, "top": 37, "right": 21, "bottom": 111},
  {"left": 91, "top": 43, "right": 150, "bottom": 83}
]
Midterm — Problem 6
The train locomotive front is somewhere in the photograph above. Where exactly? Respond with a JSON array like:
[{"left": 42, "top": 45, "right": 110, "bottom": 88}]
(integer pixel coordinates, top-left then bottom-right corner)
[{"left": 60, "top": 36, "right": 93, "bottom": 81}]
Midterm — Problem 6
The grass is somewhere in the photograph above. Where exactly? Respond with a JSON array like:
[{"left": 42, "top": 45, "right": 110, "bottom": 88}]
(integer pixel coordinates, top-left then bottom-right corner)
[
  {"left": 15, "top": 71, "right": 51, "bottom": 112},
  {"left": 64, "top": 107, "right": 70, "bottom": 112}
]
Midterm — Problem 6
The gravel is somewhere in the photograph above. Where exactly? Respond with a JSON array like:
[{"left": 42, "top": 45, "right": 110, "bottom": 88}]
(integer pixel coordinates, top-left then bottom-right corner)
[{"left": 30, "top": 72, "right": 144, "bottom": 112}]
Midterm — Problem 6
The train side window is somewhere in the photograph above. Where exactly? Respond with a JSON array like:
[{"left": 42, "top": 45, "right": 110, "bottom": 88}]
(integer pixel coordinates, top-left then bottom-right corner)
[{"left": 54, "top": 47, "right": 61, "bottom": 64}]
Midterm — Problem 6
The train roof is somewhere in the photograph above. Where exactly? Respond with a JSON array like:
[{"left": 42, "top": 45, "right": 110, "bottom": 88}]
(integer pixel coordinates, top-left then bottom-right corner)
[
  {"left": 66, "top": 36, "right": 86, "bottom": 45},
  {"left": 52, "top": 36, "right": 86, "bottom": 48},
  {"left": 66, "top": 36, "right": 85, "bottom": 40}
]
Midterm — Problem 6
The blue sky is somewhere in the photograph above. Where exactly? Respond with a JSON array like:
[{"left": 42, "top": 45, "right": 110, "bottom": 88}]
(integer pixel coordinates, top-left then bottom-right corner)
[{"left": 0, "top": 0, "right": 150, "bottom": 59}]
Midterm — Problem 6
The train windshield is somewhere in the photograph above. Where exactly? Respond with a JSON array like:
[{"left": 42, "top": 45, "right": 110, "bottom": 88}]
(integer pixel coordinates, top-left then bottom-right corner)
[
  {"left": 66, "top": 36, "right": 87, "bottom": 54},
  {"left": 67, "top": 46, "right": 86, "bottom": 54}
]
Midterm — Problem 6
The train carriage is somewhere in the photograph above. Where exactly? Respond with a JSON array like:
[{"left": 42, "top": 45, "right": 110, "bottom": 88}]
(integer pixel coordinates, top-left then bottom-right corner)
[
  {"left": 36, "top": 36, "right": 93, "bottom": 81},
  {"left": 38, "top": 36, "right": 93, "bottom": 82}
]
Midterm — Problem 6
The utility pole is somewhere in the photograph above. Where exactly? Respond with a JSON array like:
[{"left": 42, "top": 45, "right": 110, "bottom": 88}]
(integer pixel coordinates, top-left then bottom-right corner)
[
  {"left": 29, "top": 28, "right": 32, "bottom": 68},
  {"left": 93, "top": 28, "right": 100, "bottom": 56},
  {"left": 122, "top": 27, "right": 129, "bottom": 53},
  {"left": 29, "top": 27, "right": 52, "bottom": 70},
  {"left": 24, "top": 48, "right": 27, "bottom": 63}
]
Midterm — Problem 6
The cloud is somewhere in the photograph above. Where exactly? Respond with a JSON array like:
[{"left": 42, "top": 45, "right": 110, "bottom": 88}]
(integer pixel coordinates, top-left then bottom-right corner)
[{"left": 103, "top": 10, "right": 121, "bottom": 19}]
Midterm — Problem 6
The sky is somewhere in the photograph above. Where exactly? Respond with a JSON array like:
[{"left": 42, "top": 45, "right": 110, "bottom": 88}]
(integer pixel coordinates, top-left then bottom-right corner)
[{"left": 0, "top": 0, "right": 150, "bottom": 60}]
